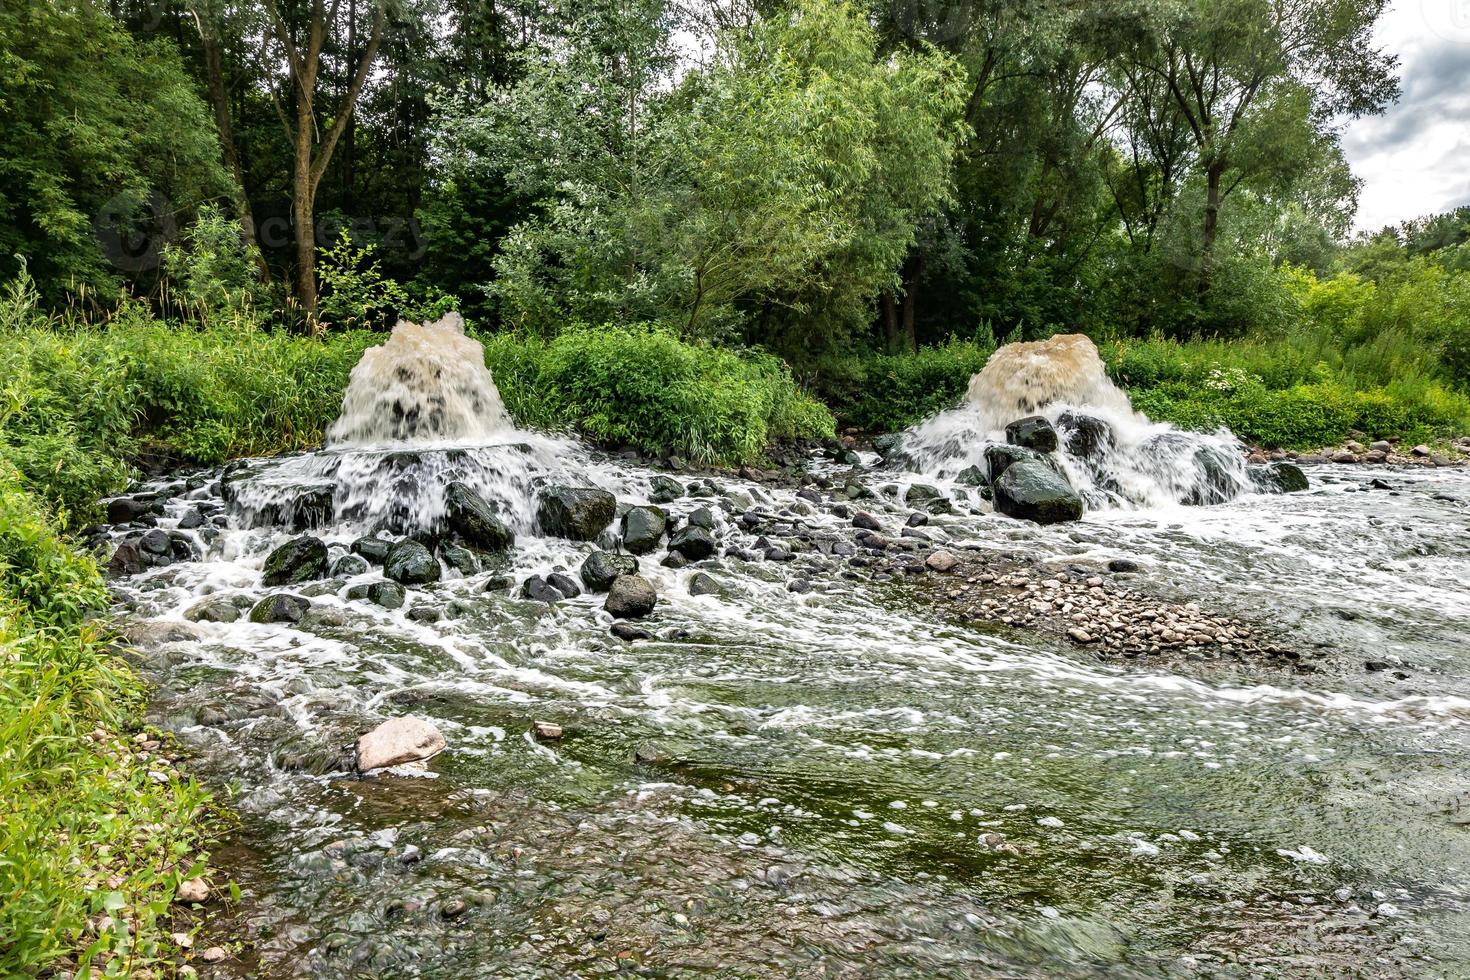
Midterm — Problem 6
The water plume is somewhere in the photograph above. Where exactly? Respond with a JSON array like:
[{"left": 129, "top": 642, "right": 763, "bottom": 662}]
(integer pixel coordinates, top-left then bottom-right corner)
[
  {"left": 327, "top": 312, "right": 512, "bottom": 448},
  {"left": 898, "top": 333, "right": 1253, "bottom": 508}
]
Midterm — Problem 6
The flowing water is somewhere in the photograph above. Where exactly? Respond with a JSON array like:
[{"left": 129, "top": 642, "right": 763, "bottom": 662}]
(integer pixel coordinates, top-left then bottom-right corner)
[{"left": 105, "top": 324, "right": 1470, "bottom": 977}]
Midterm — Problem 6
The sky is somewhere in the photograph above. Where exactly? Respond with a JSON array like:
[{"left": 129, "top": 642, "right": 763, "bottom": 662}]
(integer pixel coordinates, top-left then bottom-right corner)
[{"left": 1342, "top": 0, "right": 1470, "bottom": 232}]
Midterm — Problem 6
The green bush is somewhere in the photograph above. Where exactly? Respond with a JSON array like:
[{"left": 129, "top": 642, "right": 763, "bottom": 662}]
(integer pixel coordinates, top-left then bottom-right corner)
[
  {"left": 812, "top": 337, "right": 995, "bottom": 431},
  {"left": 484, "top": 325, "right": 834, "bottom": 463}
]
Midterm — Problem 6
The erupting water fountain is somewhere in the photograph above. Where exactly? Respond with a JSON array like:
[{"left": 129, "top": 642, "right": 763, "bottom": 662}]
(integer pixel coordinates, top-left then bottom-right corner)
[{"left": 895, "top": 333, "right": 1300, "bottom": 513}]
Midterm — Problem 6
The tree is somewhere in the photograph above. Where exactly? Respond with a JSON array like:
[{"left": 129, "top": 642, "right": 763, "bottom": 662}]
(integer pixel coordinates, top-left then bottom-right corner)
[
  {"left": 1128, "top": 0, "right": 1397, "bottom": 295},
  {"left": 0, "top": 0, "right": 227, "bottom": 296},
  {"left": 258, "top": 0, "right": 389, "bottom": 327}
]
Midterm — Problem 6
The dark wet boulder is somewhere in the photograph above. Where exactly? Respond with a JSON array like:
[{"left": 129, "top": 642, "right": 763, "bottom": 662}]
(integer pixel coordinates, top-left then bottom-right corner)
[
  {"left": 437, "top": 543, "right": 480, "bottom": 577},
  {"left": 1184, "top": 447, "right": 1241, "bottom": 506},
  {"left": 261, "top": 536, "right": 329, "bottom": 587},
  {"left": 1108, "top": 558, "right": 1140, "bottom": 573},
  {"left": 167, "top": 531, "right": 200, "bottom": 562},
  {"left": 1005, "top": 416, "right": 1058, "bottom": 454},
  {"left": 177, "top": 507, "right": 205, "bottom": 530},
  {"left": 611, "top": 623, "right": 652, "bottom": 642},
  {"left": 852, "top": 511, "right": 882, "bottom": 531},
  {"left": 1056, "top": 410, "right": 1113, "bottom": 459},
  {"left": 984, "top": 444, "right": 1056, "bottom": 483},
  {"left": 547, "top": 572, "right": 582, "bottom": 599},
  {"left": 537, "top": 486, "right": 617, "bottom": 540},
  {"left": 139, "top": 529, "right": 170, "bottom": 555},
  {"left": 1250, "top": 462, "right": 1309, "bottom": 494},
  {"left": 956, "top": 465, "right": 987, "bottom": 487},
  {"left": 649, "top": 476, "right": 684, "bottom": 504},
  {"left": 872, "top": 433, "right": 903, "bottom": 462},
  {"left": 384, "top": 539, "right": 440, "bottom": 585},
  {"left": 621, "top": 506, "right": 667, "bottom": 555},
  {"left": 351, "top": 536, "right": 392, "bottom": 564},
  {"left": 520, "top": 575, "right": 564, "bottom": 603},
  {"left": 249, "top": 593, "right": 311, "bottom": 624},
  {"left": 443, "top": 482, "right": 514, "bottom": 552},
  {"left": 605, "top": 575, "right": 657, "bottom": 618},
  {"left": 331, "top": 554, "right": 371, "bottom": 578},
  {"left": 661, "top": 551, "right": 690, "bottom": 569},
  {"left": 347, "top": 580, "right": 406, "bottom": 610},
  {"left": 106, "top": 494, "right": 161, "bottom": 525},
  {"left": 903, "top": 484, "right": 942, "bottom": 505},
  {"left": 667, "top": 525, "right": 716, "bottom": 561},
  {"left": 688, "top": 572, "right": 724, "bottom": 597},
  {"left": 184, "top": 596, "right": 239, "bottom": 624},
  {"left": 106, "top": 541, "right": 147, "bottom": 578},
  {"left": 992, "top": 462, "right": 1083, "bottom": 525},
  {"left": 686, "top": 507, "right": 717, "bottom": 531},
  {"left": 407, "top": 605, "right": 442, "bottom": 623},
  {"left": 580, "top": 551, "right": 639, "bottom": 593}
]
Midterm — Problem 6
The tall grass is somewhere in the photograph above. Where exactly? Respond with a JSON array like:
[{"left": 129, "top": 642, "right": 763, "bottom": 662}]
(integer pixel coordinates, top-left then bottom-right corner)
[{"left": 0, "top": 469, "right": 217, "bottom": 975}]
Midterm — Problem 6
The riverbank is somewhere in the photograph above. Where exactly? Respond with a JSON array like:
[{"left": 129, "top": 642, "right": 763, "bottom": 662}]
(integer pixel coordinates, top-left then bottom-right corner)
[{"left": 0, "top": 474, "right": 220, "bottom": 976}]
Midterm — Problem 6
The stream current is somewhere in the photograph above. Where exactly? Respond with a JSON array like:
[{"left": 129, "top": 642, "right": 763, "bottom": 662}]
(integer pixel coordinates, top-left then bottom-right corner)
[{"left": 111, "top": 444, "right": 1470, "bottom": 978}]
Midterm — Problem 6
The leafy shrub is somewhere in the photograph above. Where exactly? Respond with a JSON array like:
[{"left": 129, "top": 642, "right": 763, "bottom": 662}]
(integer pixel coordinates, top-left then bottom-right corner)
[
  {"left": 159, "top": 204, "right": 263, "bottom": 323},
  {"left": 812, "top": 337, "right": 994, "bottom": 431},
  {"left": 485, "top": 324, "right": 834, "bottom": 463}
]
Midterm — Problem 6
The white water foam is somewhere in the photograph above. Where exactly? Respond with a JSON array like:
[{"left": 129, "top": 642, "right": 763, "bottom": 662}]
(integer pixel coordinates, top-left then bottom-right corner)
[{"left": 897, "top": 334, "right": 1255, "bottom": 509}]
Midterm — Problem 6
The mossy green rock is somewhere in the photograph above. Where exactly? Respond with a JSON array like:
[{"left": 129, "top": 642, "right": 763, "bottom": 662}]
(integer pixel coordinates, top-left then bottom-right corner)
[
  {"left": 992, "top": 462, "right": 1083, "bottom": 525},
  {"left": 261, "top": 535, "right": 328, "bottom": 587}
]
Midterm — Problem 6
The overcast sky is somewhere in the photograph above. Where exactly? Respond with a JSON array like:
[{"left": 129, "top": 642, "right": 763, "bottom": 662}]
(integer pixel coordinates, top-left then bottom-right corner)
[{"left": 1343, "top": 0, "right": 1470, "bottom": 232}]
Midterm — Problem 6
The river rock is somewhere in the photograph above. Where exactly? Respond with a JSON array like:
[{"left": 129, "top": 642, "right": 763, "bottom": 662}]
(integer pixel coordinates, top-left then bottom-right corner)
[
  {"left": 904, "top": 484, "right": 942, "bottom": 505},
  {"left": 537, "top": 486, "right": 617, "bottom": 540},
  {"left": 1183, "top": 446, "right": 1240, "bottom": 505},
  {"left": 355, "top": 716, "right": 446, "bottom": 772},
  {"left": 984, "top": 444, "right": 1054, "bottom": 483},
  {"left": 249, "top": 593, "right": 311, "bottom": 624},
  {"left": 520, "top": 575, "right": 564, "bottom": 602},
  {"left": 1005, "top": 416, "right": 1058, "bottom": 453},
  {"left": 329, "top": 554, "right": 369, "bottom": 578},
  {"left": 686, "top": 507, "right": 717, "bottom": 531},
  {"left": 852, "top": 511, "right": 882, "bottom": 531},
  {"left": 106, "top": 494, "right": 160, "bottom": 525},
  {"left": 925, "top": 550, "right": 960, "bottom": 573},
  {"left": 443, "top": 482, "right": 514, "bottom": 552},
  {"left": 384, "top": 539, "right": 440, "bottom": 585},
  {"left": 649, "top": 476, "right": 684, "bottom": 504},
  {"left": 351, "top": 536, "right": 392, "bottom": 563},
  {"left": 107, "top": 541, "right": 147, "bottom": 577},
  {"left": 605, "top": 574, "right": 657, "bottom": 618},
  {"left": 956, "top": 465, "right": 987, "bottom": 486},
  {"left": 872, "top": 433, "right": 904, "bottom": 461},
  {"left": 580, "top": 551, "right": 639, "bottom": 592},
  {"left": 345, "top": 579, "right": 406, "bottom": 610},
  {"left": 437, "top": 543, "right": 480, "bottom": 576},
  {"left": 688, "top": 571, "right": 724, "bottom": 596},
  {"left": 992, "top": 462, "right": 1083, "bottom": 524},
  {"left": 611, "top": 622, "right": 652, "bottom": 641},
  {"left": 621, "top": 506, "right": 667, "bottom": 555},
  {"left": 667, "top": 525, "right": 715, "bottom": 561},
  {"left": 184, "top": 596, "right": 239, "bottom": 623},
  {"left": 1057, "top": 410, "right": 1113, "bottom": 459},
  {"left": 1250, "top": 461, "right": 1309, "bottom": 494},
  {"left": 547, "top": 572, "right": 582, "bottom": 598},
  {"left": 261, "top": 535, "right": 329, "bottom": 587}
]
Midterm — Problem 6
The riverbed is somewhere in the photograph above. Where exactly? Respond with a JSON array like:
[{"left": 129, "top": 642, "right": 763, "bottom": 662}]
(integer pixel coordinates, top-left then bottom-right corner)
[{"left": 111, "top": 449, "right": 1470, "bottom": 977}]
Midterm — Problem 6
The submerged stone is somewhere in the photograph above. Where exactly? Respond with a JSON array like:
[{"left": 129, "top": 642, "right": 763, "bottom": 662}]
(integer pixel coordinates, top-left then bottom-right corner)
[
  {"left": 1250, "top": 461, "right": 1309, "bottom": 494},
  {"left": 1056, "top": 410, "right": 1114, "bottom": 459},
  {"left": 331, "top": 553, "right": 371, "bottom": 578},
  {"left": 437, "top": 543, "right": 481, "bottom": 576},
  {"left": 688, "top": 572, "right": 724, "bottom": 597},
  {"left": 649, "top": 475, "right": 684, "bottom": 504},
  {"left": 992, "top": 461, "right": 1083, "bottom": 525},
  {"left": 184, "top": 596, "right": 239, "bottom": 623},
  {"left": 667, "top": 525, "right": 715, "bottom": 561},
  {"left": 351, "top": 536, "right": 392, "bottom": 564}
]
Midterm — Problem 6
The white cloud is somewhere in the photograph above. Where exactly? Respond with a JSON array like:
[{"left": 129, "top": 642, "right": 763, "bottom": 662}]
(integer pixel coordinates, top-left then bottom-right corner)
[{"left": 1342, "top": 0, "right": 1470, "bottom": 231}]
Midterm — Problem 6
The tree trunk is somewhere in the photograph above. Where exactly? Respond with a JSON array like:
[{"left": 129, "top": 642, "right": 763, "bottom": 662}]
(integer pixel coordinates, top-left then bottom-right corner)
[
  {"left": 1200, "top": 162, "right": 1223, "bottom": 298},
  {"left": 190, "top": 7, "right": 269, "bottom": 282},
  {"left": 881, "top": 290, "right": 900, "bottom": 352},
  {"left": 901, "top": 254, "right": 923, "bottom": 353},
  {"left": 293, "top": 119, "right": 318, "bottom": 328},
  {"left": 343, "top": 0, "right": 356, "bottom": 210}
]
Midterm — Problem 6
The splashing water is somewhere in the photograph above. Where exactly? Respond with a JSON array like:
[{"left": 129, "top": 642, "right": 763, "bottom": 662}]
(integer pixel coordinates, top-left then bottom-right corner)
[
  {"left": 899, "top": 333, "right": 1254, "bottom": 508},
  {"left": 327, "top": 312, "right": 513, "bottom": 448},
  {"left": 230, "top": 312, "right": 579, "bottom": 536}
]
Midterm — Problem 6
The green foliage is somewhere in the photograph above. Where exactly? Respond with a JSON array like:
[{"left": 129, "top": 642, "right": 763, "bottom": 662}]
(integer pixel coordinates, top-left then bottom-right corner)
[
  {"left": 159, "top": 204, "right": 263, "bottom": 323},
  {"left": 0, "top": 469, "right": 215, "bottom": 976},
  {"left": 812, "top": 338, "right": 995, "bottom": 432},
  {"left": 481, "top": 325, "right": 834, "bottom": 463},
  {"left": 317, "top": 229, "right": 416, "bottom": 330},
  {"left": 0, "top": 0, "right": 227, "bottom": 296}
]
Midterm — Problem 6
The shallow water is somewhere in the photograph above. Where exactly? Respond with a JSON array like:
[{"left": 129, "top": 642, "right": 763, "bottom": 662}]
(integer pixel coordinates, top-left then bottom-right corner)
[{"left": 112, "top": 446, "right": 1470, "bottom": 977}]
